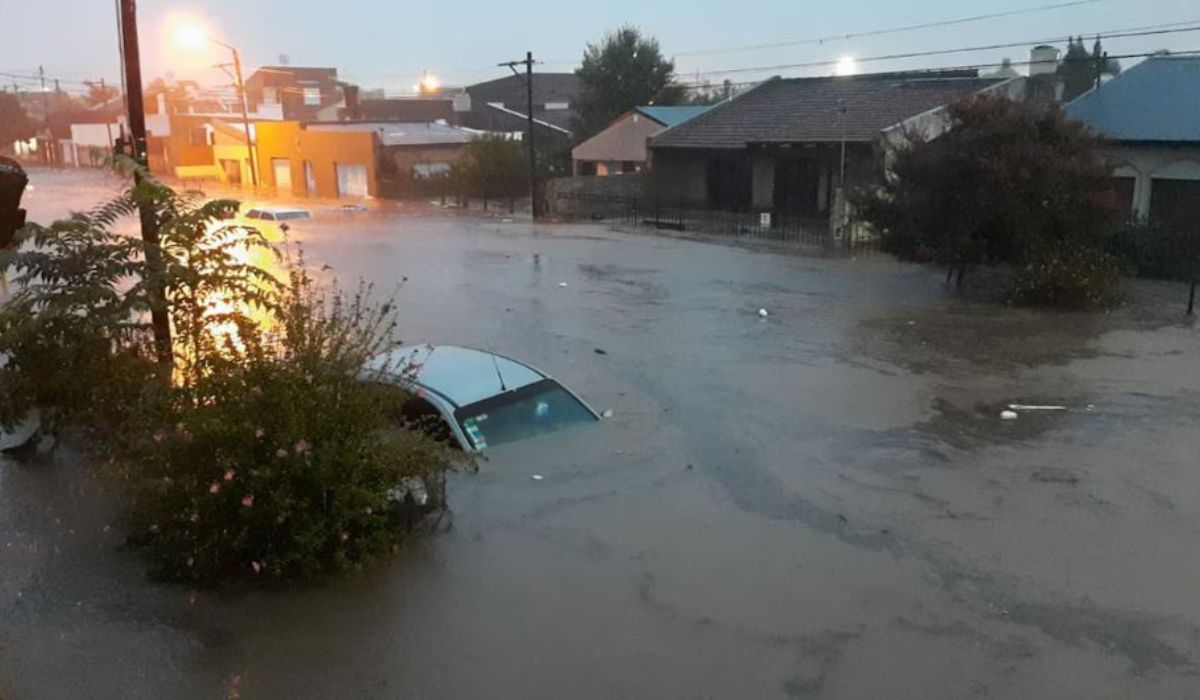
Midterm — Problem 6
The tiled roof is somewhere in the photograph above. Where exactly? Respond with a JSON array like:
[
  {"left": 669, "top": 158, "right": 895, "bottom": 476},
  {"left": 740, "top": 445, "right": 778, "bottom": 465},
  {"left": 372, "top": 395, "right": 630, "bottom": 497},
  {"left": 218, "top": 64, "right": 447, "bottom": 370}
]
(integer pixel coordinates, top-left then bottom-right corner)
[
  {"left": 651, "top": 73, "right": 1005, "bottom": 149},
  {"left": 636, "top": 105, "right": 712, "bottom": 128},
  {"left": 306, "top": 122, "right": 476, "bottom": 146},
  {"left": 1065, "top": 56, "right": 1200, "bottom": 143}
]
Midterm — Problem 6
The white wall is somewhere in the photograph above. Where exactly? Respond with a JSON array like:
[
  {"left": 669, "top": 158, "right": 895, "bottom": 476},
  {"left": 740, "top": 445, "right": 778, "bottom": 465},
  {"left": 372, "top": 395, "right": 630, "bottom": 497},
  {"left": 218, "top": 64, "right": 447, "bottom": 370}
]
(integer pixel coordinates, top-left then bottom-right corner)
[{"left": 1104, "top": 144, "right": 1200, "bottom": 220}]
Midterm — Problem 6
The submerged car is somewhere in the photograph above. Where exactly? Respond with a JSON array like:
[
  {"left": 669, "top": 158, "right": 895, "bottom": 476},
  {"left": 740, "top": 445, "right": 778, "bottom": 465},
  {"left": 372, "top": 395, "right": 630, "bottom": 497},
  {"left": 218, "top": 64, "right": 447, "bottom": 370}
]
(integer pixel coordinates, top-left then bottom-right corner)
[
  {"left": 237, "top": 206, "right": 312, "bottom": 240},
  {"left": 366, "top": 345, "right": 600, "bottom": 452}
]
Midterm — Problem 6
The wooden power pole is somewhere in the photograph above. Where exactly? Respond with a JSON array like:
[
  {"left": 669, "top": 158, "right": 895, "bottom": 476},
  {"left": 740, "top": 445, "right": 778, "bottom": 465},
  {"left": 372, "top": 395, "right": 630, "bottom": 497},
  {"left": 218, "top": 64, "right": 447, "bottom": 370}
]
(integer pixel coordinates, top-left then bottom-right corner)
[
  {"left": 118, "top": 0, "right": 173, "bottom": 366},
  {"left": 499, "top": 52, "right": 539, "bottom": 220}
]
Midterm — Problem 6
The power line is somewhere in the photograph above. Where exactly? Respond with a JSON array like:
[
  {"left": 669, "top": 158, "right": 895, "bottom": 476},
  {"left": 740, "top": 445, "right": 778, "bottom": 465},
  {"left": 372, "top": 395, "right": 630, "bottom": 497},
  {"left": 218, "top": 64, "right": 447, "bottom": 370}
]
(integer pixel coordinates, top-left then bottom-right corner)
[
  {"left": 673, "top": 0, "right": 1112, "bottom": 58},
  {"left": 683, "top": 23, "right": 1200, "bottom": 79},
  {"left": 674, "top": 48, "right": 1200, "bottom": 92}
]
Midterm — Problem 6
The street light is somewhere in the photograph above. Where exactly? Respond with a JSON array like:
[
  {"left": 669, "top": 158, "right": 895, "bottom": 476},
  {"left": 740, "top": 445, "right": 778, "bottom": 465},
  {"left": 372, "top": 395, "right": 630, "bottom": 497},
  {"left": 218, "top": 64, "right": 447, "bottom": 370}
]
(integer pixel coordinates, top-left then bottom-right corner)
[{"left": 174, "top": 23, "right": 258, "bottom": 187}]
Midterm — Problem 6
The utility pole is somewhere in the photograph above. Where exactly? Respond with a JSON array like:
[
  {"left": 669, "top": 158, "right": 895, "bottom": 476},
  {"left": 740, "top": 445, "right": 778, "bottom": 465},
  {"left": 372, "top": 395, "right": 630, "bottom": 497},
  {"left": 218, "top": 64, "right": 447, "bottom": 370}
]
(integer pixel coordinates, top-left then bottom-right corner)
[
  {"left": 118, "top": 0, "right": 173, "bottom": 366},
  {"left": 499, "top": 52, "right": 539, "bottom": 219},
  {"left": 231, "top": 47, "right": 258, "bottom": 187}
]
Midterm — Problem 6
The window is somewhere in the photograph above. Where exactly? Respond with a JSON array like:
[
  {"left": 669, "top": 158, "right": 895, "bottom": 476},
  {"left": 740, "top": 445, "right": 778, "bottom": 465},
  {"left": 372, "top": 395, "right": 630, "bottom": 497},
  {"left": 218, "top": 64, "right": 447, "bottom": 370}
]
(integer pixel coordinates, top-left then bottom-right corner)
[
  {"left": 188, "top": 126, "right": 209, "bottom": 146},
  {"left": 545, "top": 102, "right": 570, "bottom": 111},
  {"left": 453, "top": 379, "right": 596, "bottom": 451},
  {"left": 262, "top": 87, "right": 279, "bottom": 104},
  {"left": 1109, "top": 176, "right": 1136, "bottom": 221},
  {"left": 303, "top": 87, "right": 321, "bottom": 106},
  {"left": 413, "top": 162, "right": 452, "bottom": 179}
]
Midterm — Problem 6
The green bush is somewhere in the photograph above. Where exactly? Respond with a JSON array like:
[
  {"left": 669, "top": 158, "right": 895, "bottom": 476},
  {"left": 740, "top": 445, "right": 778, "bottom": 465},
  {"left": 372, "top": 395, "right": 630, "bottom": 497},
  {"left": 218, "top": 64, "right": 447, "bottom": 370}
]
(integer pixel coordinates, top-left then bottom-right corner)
[
  {"left": 1, "top": 162, "right": 457, "bottom": 584},
  {"left": 1008, "top": 244, "right": 1124, "bottom": 309}
]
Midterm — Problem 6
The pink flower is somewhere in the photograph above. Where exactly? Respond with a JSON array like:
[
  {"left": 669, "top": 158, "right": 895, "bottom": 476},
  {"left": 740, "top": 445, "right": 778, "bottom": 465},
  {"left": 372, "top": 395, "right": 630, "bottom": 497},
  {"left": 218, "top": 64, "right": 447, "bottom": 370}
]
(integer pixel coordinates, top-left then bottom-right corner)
[
  {"left": 208, "top": 482, "right": 221, "bottom": 494},
  {"left": 152, "top": 431, "right": 167, "bottom": 443},
  {"left": 224, "top": 469, "right": 236, "bottom": 482},
  {"left": 294, "top": 439, "right": 312, "bottom": 455},
  {"left": 250, "top": 561, "right": 262, "bottom": 574},
  {"left": 255, "top": 428, "right": 265, "bottom": 439},
  {"left": 275, "top": 449, "right": 289, "bottom": 459},
  {"left": 241, "top": 494, "right": 254, "bottom": 508}
]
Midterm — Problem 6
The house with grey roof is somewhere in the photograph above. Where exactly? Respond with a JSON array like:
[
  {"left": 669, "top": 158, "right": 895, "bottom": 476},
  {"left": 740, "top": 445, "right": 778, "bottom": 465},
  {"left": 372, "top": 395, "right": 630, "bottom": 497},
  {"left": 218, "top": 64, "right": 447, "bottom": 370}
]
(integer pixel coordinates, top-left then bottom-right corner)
[
  {"left": 647, "top": 71, "right": 1018, "bottom": 232},
  {"left": 1065, "top": 55, "right": 1200, "bottom": 231},
  {"left": 572, "top": 105, "right": 712, "bottom": 176}
]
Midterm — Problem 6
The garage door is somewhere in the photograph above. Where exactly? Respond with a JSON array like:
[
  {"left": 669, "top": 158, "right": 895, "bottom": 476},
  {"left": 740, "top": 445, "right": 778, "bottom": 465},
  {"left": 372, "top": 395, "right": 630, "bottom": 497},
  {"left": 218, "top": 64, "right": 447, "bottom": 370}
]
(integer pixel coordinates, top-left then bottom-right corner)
[
  {"left": 1150, "top": 178, "right": 1200, "bottom": 234},
  {"left": 272, "top": 158, "right": 292, "bottom": 190},
  {"left": 336, "top": 163, "right": 368, "bottom": 198}
]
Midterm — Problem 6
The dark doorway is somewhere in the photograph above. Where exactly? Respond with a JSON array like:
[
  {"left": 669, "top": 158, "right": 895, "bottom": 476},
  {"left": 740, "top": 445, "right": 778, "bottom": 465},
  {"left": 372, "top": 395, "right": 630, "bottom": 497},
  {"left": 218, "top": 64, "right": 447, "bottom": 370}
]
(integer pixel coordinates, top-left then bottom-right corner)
[
  {"left": 705, "top": 153, "right": 751, "bottom": 211},
  {"left": 1150, "top": 178, "right": 1200, "bottom": 234},
  {"left": 774, "top": 157, "right": 821, "bottom": 215}
]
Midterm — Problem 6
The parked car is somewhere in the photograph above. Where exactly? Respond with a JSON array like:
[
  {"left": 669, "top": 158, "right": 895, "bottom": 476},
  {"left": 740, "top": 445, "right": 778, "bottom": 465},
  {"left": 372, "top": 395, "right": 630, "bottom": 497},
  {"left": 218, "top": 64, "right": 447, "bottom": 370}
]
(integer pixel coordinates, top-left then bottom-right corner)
[
  {"left": 365, "top": 345, "right": 600, "bottom": 452},
  {"left": 237, "top": 206, "right": 312, "bottom": 240}
]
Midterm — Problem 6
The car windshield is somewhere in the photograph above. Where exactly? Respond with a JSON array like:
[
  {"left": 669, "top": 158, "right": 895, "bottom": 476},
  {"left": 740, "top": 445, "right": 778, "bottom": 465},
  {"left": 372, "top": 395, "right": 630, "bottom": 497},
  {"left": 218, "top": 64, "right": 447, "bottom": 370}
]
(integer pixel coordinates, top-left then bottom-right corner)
[{"left": 453, "top": 378, "right": 596, "bottom": 450}]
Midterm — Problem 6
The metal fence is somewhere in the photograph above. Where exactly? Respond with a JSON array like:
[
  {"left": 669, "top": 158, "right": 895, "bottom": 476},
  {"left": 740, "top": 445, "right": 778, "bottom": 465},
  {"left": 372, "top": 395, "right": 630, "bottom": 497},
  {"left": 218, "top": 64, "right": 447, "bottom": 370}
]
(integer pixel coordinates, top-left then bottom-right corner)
[{"left": 554, "top": 192, "right": 882, "bottom": 255}]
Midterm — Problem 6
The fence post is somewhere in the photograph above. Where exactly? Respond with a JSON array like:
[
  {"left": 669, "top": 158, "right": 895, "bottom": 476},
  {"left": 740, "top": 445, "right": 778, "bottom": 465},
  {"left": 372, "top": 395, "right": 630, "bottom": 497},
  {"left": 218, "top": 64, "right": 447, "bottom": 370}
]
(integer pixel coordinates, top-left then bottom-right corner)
[{"left": 1189, "top": 278, "right": 1196, "bottom": 316}]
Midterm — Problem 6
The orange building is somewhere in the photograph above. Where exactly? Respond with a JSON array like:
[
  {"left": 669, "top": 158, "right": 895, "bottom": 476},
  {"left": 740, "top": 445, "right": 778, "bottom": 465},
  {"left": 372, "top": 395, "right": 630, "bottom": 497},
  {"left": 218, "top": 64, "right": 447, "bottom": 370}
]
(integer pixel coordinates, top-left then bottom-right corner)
[{"left": 255, "top": 121, "right": 378, "bottom": 198}]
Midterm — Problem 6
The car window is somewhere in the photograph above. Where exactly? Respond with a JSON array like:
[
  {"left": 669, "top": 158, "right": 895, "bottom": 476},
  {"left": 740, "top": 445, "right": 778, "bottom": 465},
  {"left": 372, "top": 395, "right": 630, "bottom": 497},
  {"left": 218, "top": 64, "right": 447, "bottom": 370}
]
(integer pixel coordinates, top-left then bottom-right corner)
[
  {"left": 245, "top": 210, "right": 261, "bottom": 220},
  {"left": 262, "top": 212, "right": 277, "bottom": 221},
  {"left": 277, "top": 211, "right": 311, "bottom": 221},
  {"left": 454, "top": 379, "right": 596, "bottom": 451},
  {"left": 400, "top": 395, "right": 458, "bottom": 448}
]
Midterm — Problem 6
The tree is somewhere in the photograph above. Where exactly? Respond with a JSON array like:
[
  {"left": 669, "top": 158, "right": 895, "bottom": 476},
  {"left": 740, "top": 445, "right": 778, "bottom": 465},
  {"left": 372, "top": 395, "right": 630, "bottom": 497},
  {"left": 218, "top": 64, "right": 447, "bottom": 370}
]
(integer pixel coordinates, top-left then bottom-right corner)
[
  {"left": 856, "top": 95, "right": 1122, "bottom": 304},
  {"left": 575, "top": 26, "right": 685, "bottom": 139},
  {"left": 453, "top": 134, "right": 528, "bottom": 204},
  {"left": 1059, "top": 37, "right": 1121, "bottom": 102},
  {"left": 0, "top": 93, "right": 36, "bottom": 152}
]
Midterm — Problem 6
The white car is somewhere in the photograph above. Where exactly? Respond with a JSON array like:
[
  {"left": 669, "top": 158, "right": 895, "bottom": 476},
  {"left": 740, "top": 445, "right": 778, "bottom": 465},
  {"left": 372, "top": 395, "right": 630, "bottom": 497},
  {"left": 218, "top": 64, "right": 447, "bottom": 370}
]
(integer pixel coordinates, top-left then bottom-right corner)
[{"left": 237, "top": 206, "right": 312, "bottom": 240}]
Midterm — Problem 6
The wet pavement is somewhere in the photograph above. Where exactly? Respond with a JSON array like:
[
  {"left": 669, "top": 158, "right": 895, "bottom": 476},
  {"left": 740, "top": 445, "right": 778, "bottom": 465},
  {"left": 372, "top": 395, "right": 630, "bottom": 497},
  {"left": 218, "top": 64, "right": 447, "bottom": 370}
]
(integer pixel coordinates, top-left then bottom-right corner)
[{"left": 3, "top": 169, "right": 1200, "bottom": 698}]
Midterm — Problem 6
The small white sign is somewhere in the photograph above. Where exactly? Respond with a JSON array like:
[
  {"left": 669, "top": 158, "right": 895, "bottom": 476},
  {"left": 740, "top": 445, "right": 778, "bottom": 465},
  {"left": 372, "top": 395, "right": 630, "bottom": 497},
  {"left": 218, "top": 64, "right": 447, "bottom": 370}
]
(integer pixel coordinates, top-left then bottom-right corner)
[{"left": 759, "top": 212, "right": 772, "bottom": 229}]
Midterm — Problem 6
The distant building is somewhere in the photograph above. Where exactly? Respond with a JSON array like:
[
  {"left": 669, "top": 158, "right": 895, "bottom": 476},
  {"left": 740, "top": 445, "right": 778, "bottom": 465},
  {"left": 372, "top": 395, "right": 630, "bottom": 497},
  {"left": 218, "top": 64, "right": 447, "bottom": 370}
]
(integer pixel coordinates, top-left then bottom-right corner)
[
  {"left": 572, "top": 105, "right": 711, "bottom": 176},
  {"left": 459, "top": 73, "right": 580, "bottom": 132},
  {"left": 244, "top": 66, "right": 346, "bottom": 122},
  {"left": 1065, "top": 55, "right": 1200, "bottom": 229}
]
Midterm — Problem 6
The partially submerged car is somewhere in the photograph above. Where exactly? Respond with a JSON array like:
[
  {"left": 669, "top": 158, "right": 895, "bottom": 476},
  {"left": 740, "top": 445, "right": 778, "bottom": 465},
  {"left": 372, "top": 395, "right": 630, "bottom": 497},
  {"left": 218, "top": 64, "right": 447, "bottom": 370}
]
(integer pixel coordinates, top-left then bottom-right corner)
[
  {"left": 366, "top": 345, "right": 600, "bottom": 452},
  {"left": 237, "top": 206, "right": 312, "bottom": 240}
]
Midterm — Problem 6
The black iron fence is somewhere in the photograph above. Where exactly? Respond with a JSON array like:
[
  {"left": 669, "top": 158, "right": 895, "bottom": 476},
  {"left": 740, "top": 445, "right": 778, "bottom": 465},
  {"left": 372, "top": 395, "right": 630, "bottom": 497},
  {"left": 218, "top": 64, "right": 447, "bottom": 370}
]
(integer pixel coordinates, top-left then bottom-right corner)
[{"left": 554, "top": 192, "right": 882, "bottom": 255}]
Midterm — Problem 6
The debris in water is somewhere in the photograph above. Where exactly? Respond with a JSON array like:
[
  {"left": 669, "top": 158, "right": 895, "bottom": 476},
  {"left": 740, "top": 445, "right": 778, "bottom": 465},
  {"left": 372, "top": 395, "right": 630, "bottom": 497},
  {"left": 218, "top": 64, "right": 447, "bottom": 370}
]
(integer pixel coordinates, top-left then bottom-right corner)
[
  {"left": 1000, "top": 410, "right": 1019, "bottom": 421},
  {"left": 558, "top": 282, "right": 569, "bottom": 288},
  {"left": 502, "top": 218, "right": 514, "bottom": 223},
  {"left": 531, "top": 474, "right": 544, "bottom": 481},
  {"left": 758, "top": 308, "right": 769, "bottom": 318},
  {"left": 594, "top": 348, "right": 608, "bottom": 355},
  {"left": 1008, "top": 404, "right": 1067, "bottom": 412},
  {"left": 601, "top": 409, "right": 614, "bottom": 419}
]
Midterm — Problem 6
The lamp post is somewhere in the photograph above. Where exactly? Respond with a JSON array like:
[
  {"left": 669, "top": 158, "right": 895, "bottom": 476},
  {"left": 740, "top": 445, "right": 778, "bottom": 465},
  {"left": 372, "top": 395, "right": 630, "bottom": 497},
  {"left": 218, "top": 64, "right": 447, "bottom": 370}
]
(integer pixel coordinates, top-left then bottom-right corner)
[{"left": 175, "top": 25, "right": 258, "bottom": 187}]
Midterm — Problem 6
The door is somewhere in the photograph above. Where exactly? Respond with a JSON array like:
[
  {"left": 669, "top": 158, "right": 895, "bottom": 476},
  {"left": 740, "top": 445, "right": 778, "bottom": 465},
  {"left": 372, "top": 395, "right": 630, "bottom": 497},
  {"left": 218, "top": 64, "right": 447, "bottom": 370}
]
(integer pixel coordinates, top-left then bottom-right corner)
[
  {"left": 304, "top": 161, "right": 316, "bottom": 195},
  {"left": 220, "top": 159, "right": 242, "bottom": 185},
  {"left": 336, "top": 163, "right": 369, "bottom": 198},
  {"left": 272, "top": 158, "right": 292, "bottom": 191}
]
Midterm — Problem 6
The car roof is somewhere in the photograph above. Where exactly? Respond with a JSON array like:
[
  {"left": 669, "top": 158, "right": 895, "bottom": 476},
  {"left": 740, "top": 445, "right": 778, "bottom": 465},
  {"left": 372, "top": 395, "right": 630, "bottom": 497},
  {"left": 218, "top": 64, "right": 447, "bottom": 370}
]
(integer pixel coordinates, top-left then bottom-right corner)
[
  {"left": 245, "top": 206, "right": 310, "bottom": 214},
  {"left": 369, "top": 345, "right": 547, "bottom": 408}
]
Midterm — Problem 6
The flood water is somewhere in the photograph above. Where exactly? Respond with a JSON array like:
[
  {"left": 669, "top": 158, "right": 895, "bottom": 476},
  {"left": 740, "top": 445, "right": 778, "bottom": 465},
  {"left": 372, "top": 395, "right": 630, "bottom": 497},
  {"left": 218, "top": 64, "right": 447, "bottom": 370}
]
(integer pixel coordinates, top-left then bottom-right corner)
[{"left": 3, "top": 170, "right": 1200, "bottom": 698}]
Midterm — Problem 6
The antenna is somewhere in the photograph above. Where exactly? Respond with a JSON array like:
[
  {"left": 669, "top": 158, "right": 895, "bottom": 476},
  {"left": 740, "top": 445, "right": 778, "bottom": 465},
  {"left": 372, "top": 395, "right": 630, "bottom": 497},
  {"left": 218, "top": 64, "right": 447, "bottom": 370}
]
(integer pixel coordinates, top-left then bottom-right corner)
[{"left": 489, "top": 349, "right": 508, "bottom": 392}]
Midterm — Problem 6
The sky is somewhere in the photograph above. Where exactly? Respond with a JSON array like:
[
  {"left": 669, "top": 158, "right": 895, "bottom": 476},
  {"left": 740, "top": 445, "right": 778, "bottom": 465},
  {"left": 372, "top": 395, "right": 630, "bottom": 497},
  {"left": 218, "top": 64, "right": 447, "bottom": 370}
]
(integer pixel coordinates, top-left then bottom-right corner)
[{"left": 1, "top": 0, "right": 1198, "bottom": 98}]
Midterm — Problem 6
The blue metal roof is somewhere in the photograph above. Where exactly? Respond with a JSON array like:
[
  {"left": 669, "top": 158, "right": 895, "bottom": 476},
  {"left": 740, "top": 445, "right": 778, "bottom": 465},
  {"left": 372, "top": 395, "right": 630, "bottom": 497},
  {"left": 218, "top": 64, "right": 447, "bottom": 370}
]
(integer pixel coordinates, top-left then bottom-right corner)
[
  {"left": 1065, "top": 56, "right": 1200, "bottom": 142},
  {"left": 636, "top": 105, "right": 712, "bottom": 128}
]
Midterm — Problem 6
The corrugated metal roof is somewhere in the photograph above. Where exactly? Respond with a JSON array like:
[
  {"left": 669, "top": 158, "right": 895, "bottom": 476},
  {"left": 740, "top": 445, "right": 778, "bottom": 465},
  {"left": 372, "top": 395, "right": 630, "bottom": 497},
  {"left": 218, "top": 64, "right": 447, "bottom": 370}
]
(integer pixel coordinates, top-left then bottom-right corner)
[
  {"left": 307, "top": 121, "right": 477, "bottom": 146},
  {"left": 651, "top": 74, "right": 1004, "bottom": 149},
  {"left": 636, "top": 105, "right": 712, "bottom": 127},
  {"left": 1065, "top": 56, "right": 1200, "bottom": 142}
]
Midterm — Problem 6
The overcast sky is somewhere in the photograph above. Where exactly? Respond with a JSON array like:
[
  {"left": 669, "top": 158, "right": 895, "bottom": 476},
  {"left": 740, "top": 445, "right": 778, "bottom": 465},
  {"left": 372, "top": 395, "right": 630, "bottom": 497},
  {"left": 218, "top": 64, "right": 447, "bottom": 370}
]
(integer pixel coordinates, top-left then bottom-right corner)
[{"left": 1, "top": 0, "right": 1197, "bottom": 96}]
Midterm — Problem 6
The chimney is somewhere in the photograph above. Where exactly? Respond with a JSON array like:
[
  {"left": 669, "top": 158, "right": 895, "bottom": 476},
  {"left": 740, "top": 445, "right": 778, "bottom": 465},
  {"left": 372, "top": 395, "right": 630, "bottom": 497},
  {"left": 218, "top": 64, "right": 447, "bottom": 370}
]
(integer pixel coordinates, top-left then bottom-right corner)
[
  {"left": 1029, "top": 45, "right": 1061, "bottom": 77},
  {"left": 343, "top": 85, "right": 361, "bottom": 121}
]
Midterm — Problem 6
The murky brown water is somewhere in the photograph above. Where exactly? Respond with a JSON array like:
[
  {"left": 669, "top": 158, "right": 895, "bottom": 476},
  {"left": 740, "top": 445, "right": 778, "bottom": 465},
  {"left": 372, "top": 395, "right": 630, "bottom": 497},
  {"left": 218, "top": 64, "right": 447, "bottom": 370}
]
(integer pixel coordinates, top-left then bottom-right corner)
[{"left": 3, "top": 169, "right": 1200, "bottom": 698}]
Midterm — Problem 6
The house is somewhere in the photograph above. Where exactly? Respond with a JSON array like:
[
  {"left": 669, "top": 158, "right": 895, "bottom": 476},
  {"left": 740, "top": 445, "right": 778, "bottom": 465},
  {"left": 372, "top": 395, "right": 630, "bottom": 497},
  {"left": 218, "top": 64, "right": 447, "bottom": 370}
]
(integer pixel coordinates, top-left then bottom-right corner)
[
  {"left": 255, "top": 120, "right": 481, "bottom": 199},
  {"left": 1064, "top": 55, "right": 1200, "bottom": 231},
  {"left": 244, "top": 66, "right": 346, "bottom": 122},
  {"left": 572, "top": 105, "right": 711, "bottom": 176},
  {"left": 648, "top": 71, "right": 1018, "bottom": 228}
]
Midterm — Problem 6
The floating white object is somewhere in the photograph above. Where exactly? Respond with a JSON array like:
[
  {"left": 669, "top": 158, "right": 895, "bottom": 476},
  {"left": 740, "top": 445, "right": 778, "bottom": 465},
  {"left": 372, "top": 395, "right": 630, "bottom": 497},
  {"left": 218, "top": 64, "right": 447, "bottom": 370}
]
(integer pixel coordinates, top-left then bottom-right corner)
[
  {"left": 1000, "top": 410, "right": 1019, "bottom": 421},
  {"left": 531, "top": 474, "right": 544, "bottom": 481},
  {"left": 601, "top": 409, "right": 614, "bottom": 419},
  {"left": 758, "top": 308, "right": 769, "bottom": 318},
  {"left": 558, "top": 282, "right": 569, "bottom": 288},
  {"left": 1008, "top": 405, "right": 1067, "bottom": 412}
]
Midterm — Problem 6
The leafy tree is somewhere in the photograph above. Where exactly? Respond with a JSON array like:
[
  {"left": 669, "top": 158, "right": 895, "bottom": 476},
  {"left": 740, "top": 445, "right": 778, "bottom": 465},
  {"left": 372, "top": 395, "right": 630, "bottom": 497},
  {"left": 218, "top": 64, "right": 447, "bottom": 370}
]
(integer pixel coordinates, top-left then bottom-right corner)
[
  {"left": 575, "top": 26, "right": 685, "bottom": 139},
  {"left": 0, "top": 92, "right": 36, "bottom": 152},
  {"left": 453, "top": 134, "right": 528, "bottom": 202},
  {"left": 1059, "top": 37, "right": 1121, "bottom": 102},
  {"left": 856, "top": 95, "right": 1122, "bottom": 304}
]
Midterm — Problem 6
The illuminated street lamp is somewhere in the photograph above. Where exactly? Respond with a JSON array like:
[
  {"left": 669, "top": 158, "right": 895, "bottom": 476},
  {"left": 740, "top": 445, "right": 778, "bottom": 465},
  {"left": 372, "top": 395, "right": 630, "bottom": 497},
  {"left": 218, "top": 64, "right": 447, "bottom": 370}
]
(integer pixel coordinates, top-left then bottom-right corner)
[{"left": 174, "top": 23, "right": 258, "bottom": 187}]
